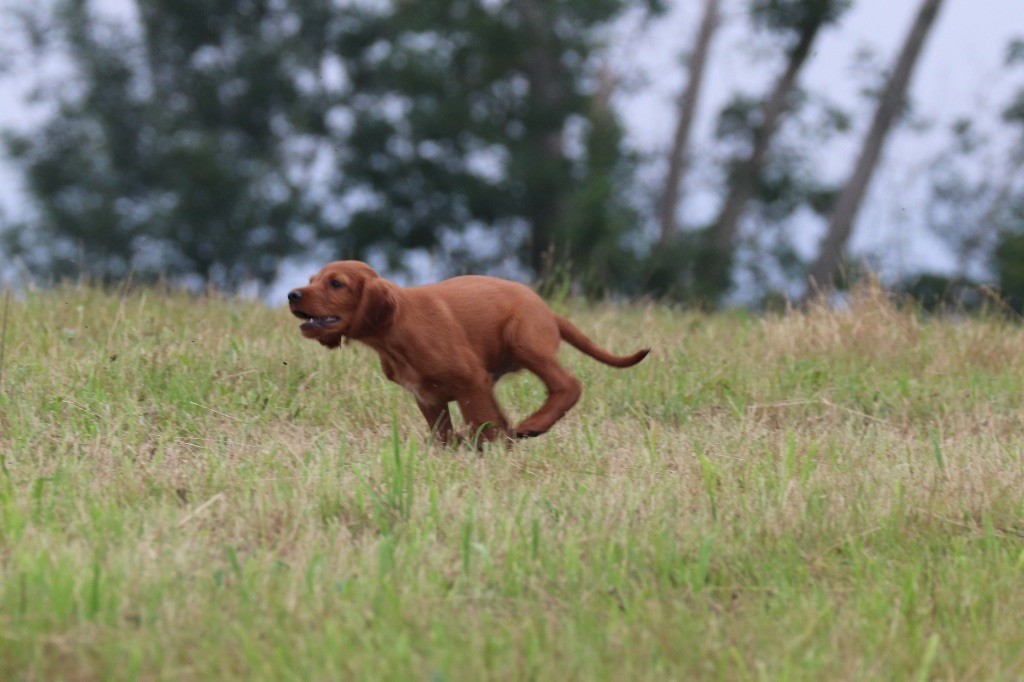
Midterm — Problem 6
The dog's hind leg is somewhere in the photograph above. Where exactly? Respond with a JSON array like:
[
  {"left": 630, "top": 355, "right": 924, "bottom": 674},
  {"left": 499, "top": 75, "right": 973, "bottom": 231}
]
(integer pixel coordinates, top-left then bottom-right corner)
[
  {"left": 504, "top": 314, "right": 582, "bottom": 439},
  {"left": 512, "top": 355, "right": 582, "bottom": 438}
]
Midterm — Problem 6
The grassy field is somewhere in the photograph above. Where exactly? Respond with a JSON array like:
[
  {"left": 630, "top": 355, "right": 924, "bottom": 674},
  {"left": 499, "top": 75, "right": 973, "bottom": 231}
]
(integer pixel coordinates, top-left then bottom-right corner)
[{"left": 1, "top": 283, "right": 1023, "bottom": 680}]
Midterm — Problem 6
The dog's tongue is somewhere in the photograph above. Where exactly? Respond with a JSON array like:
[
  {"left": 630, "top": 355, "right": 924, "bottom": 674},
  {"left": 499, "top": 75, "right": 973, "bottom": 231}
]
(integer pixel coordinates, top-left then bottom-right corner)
[{"left": 300, "top": 316, "right": 339, "bottom": 331}]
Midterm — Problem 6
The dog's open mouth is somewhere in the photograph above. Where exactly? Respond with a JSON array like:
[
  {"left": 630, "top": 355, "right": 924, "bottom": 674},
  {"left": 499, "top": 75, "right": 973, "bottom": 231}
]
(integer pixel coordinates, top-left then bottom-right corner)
[{"left": 292, "top": 310, "right": 340, "bottom": 331}]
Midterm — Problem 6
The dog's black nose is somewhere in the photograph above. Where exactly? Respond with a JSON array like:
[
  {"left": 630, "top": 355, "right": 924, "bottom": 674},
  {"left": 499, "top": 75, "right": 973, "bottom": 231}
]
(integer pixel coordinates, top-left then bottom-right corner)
[{"left": 287, "top": 290, "right": 303, "bottom": 303}]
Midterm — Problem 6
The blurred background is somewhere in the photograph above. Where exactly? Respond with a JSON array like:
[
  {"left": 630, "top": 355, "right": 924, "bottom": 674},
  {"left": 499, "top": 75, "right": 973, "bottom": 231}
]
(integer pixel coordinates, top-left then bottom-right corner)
[{"left": 0, "top": 0, "right": 1021, "bottom": 307}]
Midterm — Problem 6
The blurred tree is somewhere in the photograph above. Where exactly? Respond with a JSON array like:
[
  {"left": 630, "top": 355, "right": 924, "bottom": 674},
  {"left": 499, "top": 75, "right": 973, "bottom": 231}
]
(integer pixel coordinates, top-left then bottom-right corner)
[
  {"left": 3, "top": 0, "right": 340, "bottom": 289},
  {"left": 643, "top": 0, "right": 850, "bottom": 303},
  {"left": 926, "top": 119, "right": 1006, "bottom": 282},
  {"left": 926, "top": 38, "right": 1024, "bottom": 310},
  {"left": 641, "top": 88, "right": 851, "bottom": 304},
  {"left": 4, "top": 0, "right": 662, "bottom": 292},
  {"left": 328, "top": 0, "right": 662, "bottom": 289},
  {"left": 808, "top": 0, "right": 946, "bottom": 292},
  {"left": 994, "top": 39, "right": 1024, "bottom": 308},
  {"left": 657, "top": 0, "right": 722, "bottom": 245},
  {"left": 557, "top": 64, "right": 647, "bottom": 294},
  {"left": 699, "top": 0, "right": 852, "bottom": 300}
]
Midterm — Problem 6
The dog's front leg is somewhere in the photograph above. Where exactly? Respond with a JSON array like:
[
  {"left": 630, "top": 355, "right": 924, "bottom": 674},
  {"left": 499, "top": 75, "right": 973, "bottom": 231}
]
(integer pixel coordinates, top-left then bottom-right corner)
[
  {"left": 416, "top": 399, "right": 455, "bottom": 446},
  {"left": 455, "top": 385, "right": 510, "bottom": 449}
]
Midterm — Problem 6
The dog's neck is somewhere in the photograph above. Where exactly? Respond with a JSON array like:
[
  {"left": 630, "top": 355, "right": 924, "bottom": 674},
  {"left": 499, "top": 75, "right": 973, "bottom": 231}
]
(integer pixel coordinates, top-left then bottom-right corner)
[{"left": 345, "top": 319, "right": 395, "bottom": 350}]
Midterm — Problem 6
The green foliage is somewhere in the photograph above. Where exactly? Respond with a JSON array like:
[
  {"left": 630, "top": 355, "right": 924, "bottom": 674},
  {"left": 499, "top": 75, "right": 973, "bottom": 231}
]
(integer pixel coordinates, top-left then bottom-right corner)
[
  {"left": 4, "top": 0, "right": 340, "bottom": 288},
  {"left": 995, "top": 232, "right": 1024, "bottom": 310},
  {"left": 1003, "top": 65, "right": 1024, "bottom": 128},
  {"left": 642, "top": 232, "right": 726, "bottom": 303},
  {"left": 991, "top": 39, "right": 1024, "bottom": 304},
  {"left": 750, "top": 0, "right": 852, "bottom": 32},
  {"left": 927, "top": 35, "right": 1024, "bottom": 300},
  {"left": 750, "top": 0, "right": 852, "bottom": 49},
  {"left": 332, "top": 0, "right": 654, "bottom": 278},
  {"left": 893, "top": 273, "right": 988, "bottom": 313},
  {"left": 560, "top": 102, "right": 645, "bottom": 296},
  {"left": 1006, "top": 37, "right": 1024, "bottom": 66},
  {"left": 3, "top": 0, "right": 657, "bottom": 291}
]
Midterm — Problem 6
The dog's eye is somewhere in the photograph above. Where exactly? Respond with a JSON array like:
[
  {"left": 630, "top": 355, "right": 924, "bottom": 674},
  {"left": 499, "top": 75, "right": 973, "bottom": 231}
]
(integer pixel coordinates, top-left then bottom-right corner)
[{"left": 330, "top": 280, "right": 345, "bottom": 289}]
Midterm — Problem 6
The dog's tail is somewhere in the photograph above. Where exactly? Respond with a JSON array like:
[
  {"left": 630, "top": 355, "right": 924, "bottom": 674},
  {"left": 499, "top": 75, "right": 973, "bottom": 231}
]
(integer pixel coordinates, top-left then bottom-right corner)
[{"left": 556, "top": 316, "right": 650, "bottom": 368}]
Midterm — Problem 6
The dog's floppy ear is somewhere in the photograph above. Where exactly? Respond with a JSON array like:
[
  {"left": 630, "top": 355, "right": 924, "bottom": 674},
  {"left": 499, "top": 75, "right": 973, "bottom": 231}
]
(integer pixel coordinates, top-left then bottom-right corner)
[{"left": 347, "top": 278, "right": 397, "bottom": 338}]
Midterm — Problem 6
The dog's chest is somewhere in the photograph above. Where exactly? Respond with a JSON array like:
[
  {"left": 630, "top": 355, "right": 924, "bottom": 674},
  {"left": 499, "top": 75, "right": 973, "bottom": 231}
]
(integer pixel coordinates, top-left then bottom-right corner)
[
  {"left": 378, "top": 351, "right": 443, "bottom": 404},
  {"left": 398, "top": 375, "right": 447, "bottom": 405},
  {"left": 400, "top": 381, "right": 427, "bottom": 403}
]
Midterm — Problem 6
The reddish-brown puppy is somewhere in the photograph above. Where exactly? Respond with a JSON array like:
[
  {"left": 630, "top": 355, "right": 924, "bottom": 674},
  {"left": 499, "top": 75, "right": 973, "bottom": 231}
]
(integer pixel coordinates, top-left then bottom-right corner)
[{"left": 288, "top": 261, "right": 649, "bottom": 445}]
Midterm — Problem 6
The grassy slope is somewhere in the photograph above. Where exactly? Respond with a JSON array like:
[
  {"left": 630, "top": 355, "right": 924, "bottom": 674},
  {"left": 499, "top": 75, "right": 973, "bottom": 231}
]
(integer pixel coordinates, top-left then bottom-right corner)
[{"left": 1, "top": 284, "right": 1023, "bottom": 679}]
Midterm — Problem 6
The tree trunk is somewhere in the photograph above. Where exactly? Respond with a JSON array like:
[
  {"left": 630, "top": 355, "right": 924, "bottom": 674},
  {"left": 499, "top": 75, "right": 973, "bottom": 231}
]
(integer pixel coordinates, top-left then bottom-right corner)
[
  {"left": 695, "top": 20, "right": 827, "bottom": 298},
  {"left": 512, "top": 0, "right": 570, "bottom": 276},
  {"left": 658, "top": 0, "right": 721, "bottom": 243},
  {"left": 708, "top": 24, "right": 823, "bottom": 254},
  {"left": 808, "top": 0, "right": 946, "bottom": 291}
]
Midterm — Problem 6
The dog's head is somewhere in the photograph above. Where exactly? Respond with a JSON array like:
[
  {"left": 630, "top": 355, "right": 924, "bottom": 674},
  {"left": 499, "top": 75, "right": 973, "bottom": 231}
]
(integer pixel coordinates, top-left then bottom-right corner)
[{"left": 287, "top": 261, "right": 397, "bottom": 348}]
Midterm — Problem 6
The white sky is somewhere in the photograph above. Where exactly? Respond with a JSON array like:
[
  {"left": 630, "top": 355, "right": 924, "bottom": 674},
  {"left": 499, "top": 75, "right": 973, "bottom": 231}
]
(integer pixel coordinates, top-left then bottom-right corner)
[{"left": 0, "top": 0, "right": 1022, "bottom": 287}]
